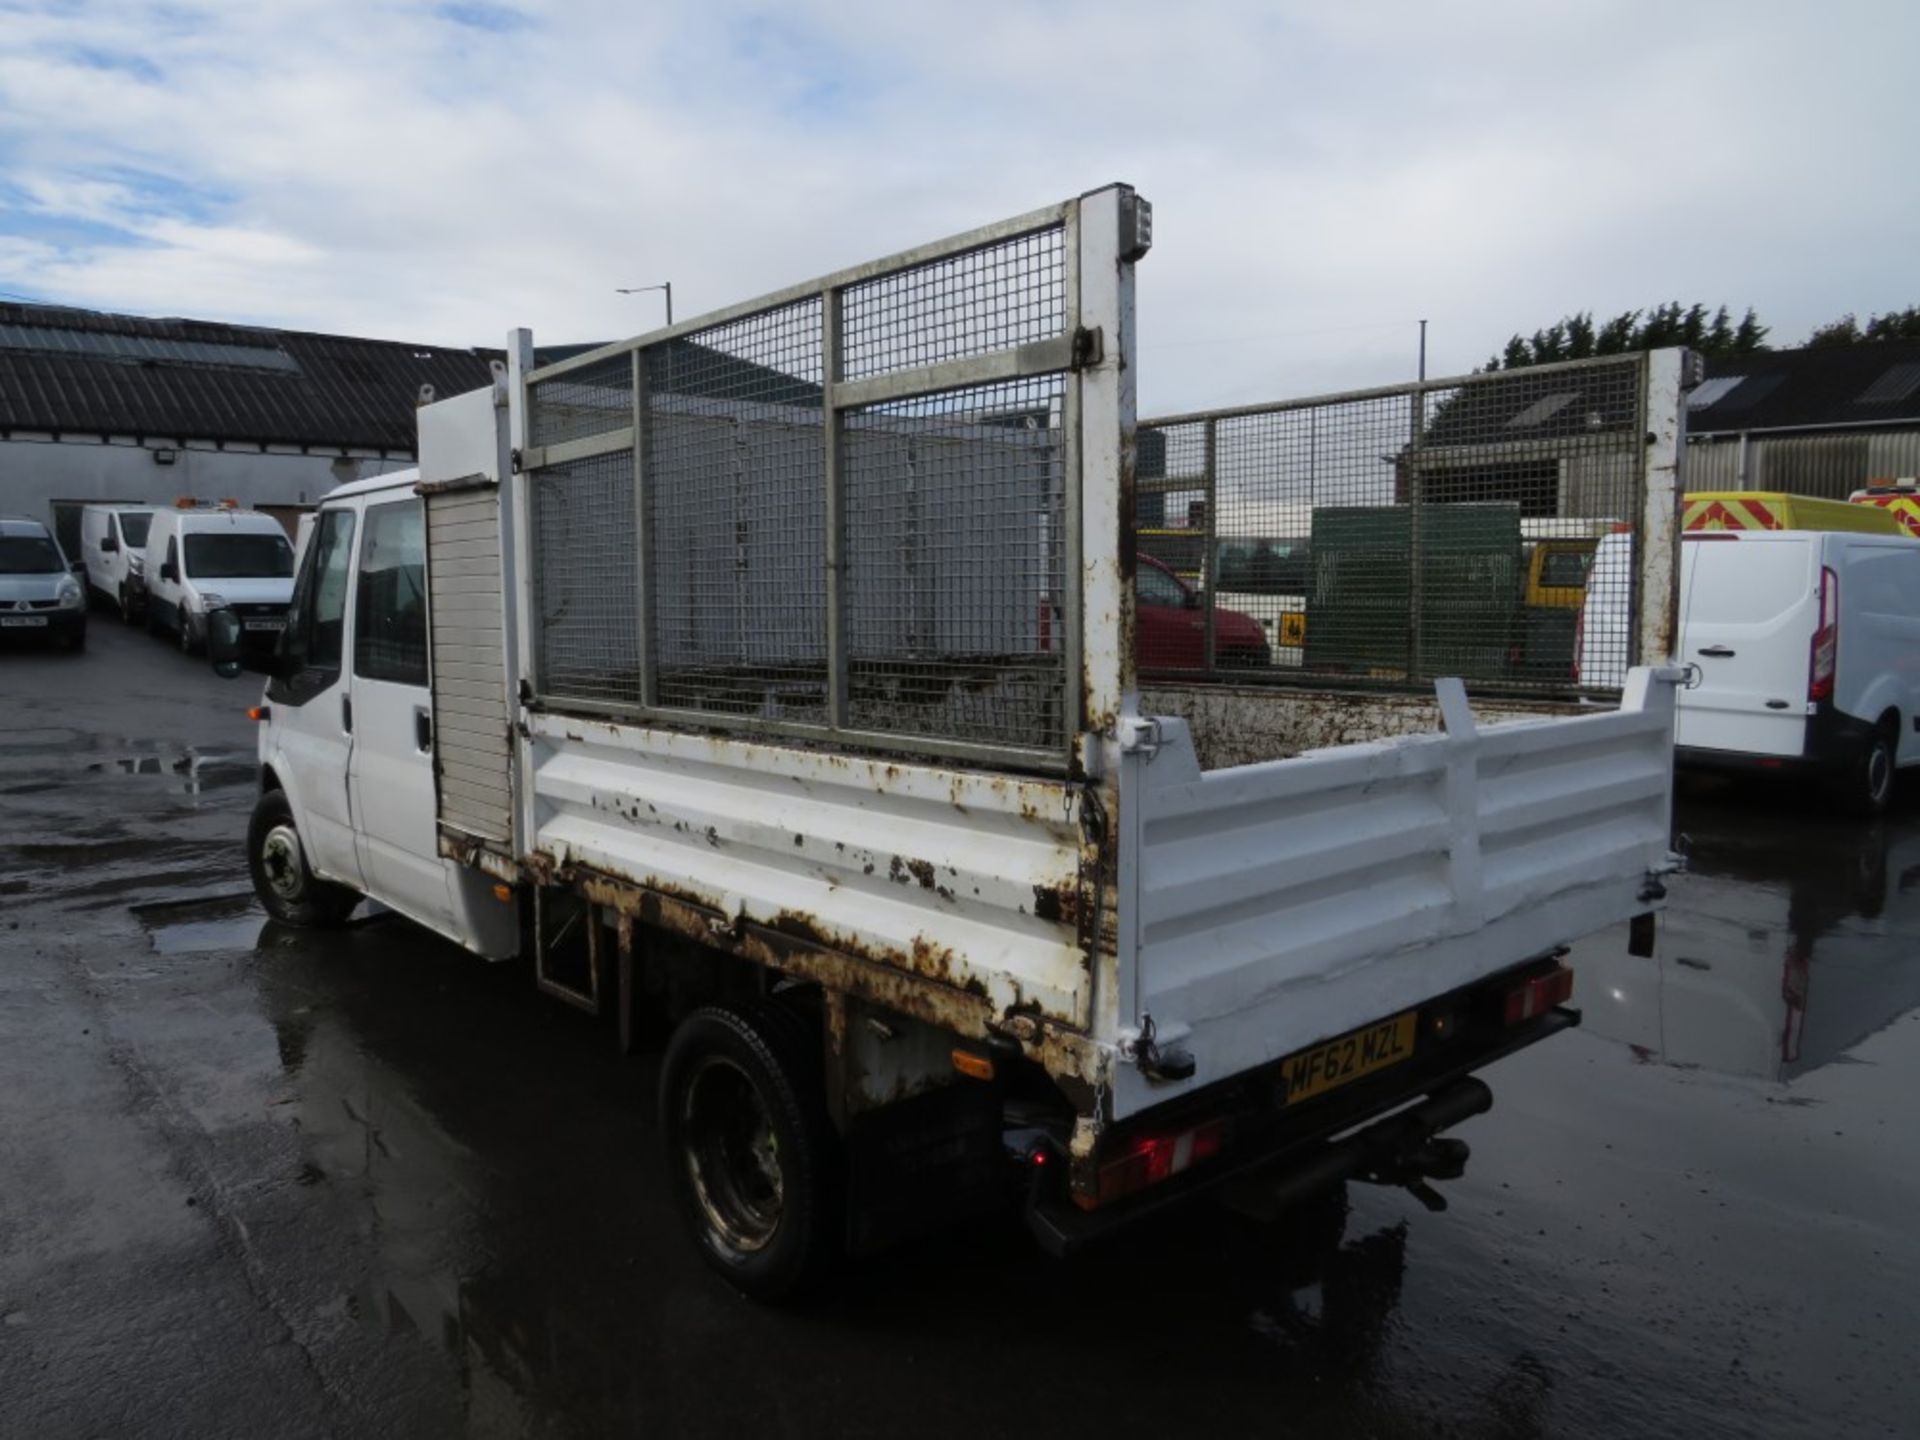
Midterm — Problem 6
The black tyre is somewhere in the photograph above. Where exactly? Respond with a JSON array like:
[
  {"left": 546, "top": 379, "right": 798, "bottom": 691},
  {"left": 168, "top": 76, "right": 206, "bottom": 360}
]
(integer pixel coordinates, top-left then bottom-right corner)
[
  {"left": 246, "top": 789, "right": 359, "bottom": 927},
  {"left": 1845, "top": 730, "right": 1896, "bottom": 817},
  {"left": 64, "top": 627, "right": 86, "bottom": 654},
  {"left": 118, "top": 584, "right": 136, "bottom": 625},
  {"left": 178, "top": 612, "right": 199, "bottom": 656},
  {"left": 659, "top": 1002, "right": 840, "bottom": 1301},
  {"left": 146, "top": 605, "right": 164, "bottom": 638}
]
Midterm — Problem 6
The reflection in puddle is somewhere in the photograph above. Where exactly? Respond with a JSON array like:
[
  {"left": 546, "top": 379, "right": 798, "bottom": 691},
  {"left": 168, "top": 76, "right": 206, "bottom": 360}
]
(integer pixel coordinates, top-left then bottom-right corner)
[
  {"left": 137, "top": 892, "right": 265, "bottom": 954},
  {"left": 84, "top": 747, "right": 253, "bottom": 798},
  {"left": 0, "top": 730, "right": 251, "bottom": 799},
  {"left": 1576, "top": 795, "right": 1920, "bottom": 1083}
]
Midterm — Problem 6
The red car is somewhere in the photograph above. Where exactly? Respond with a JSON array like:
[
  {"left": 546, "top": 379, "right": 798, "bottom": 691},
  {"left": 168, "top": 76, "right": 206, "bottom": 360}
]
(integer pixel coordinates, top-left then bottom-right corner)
[{"left": 1136, "top": 553, "right": 1271, "bottom": 670}]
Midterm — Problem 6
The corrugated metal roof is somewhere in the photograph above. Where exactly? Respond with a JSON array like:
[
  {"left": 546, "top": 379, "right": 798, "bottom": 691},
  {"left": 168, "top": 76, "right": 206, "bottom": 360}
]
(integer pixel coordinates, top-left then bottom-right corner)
[
  {"left": 0, "top": 301, "right": 496, "bottom": 452},
  {"left": 1690, "top": 340, "right": 1920, "bottom": 434}
]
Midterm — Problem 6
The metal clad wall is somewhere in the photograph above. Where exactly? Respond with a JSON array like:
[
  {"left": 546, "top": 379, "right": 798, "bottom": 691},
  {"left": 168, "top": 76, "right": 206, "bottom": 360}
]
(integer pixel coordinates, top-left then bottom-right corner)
[
  {"left": 1683, "top": 429, "right": 1920, "bottom": 497},
  {"left": 428, "top": 487, "right": 512, "bottom": 842}
]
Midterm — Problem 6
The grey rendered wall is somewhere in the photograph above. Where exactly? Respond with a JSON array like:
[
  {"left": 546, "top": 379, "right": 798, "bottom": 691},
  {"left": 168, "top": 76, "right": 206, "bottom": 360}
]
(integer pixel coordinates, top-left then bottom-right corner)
[{"left": 0, "top": 436, "right": 412, "bottom": 525}]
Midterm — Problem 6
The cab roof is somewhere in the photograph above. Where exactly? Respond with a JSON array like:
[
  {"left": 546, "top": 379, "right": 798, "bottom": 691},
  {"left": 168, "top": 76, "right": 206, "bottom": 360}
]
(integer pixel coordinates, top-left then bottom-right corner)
[{"left": 323, "top": 467, "right": 420, "bottom": 502}]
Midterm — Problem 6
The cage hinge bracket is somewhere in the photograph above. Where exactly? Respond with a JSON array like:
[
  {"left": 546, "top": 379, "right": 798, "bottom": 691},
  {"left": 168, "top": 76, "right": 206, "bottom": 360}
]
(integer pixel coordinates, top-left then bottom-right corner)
[{"left": 1071, "top": 326, "right": 1104, "bottom": 370}]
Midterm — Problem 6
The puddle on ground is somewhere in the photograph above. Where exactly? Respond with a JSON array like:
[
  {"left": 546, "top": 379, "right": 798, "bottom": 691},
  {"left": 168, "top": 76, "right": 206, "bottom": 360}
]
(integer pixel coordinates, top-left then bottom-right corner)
[
  {"left": 137, "top": 892, "right": 266, "bottom": 954},
  {"left": 1575, "top": 791, "right": 1920, "bottom": 1084},
  {"left": 83, "top": 749, "right": 253, "bottom": 797},
  {"left": 0, "top": 732, "right": 251, "bottom": 798}
]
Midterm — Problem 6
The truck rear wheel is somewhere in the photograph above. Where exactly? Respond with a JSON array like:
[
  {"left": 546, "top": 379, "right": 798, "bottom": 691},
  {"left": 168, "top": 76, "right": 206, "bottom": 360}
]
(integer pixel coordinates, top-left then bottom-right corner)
[
  {"left": 247, "top": 789, "right": 359, "bottom": 927},
  {"left": 659, "top": 1002, "right": 840, "bottom": 1301}
]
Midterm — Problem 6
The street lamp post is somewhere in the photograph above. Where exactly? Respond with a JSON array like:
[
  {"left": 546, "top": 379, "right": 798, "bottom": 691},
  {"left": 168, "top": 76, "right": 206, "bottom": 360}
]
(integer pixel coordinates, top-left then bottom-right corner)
[{"left": 615, "top": 281, "right": 673, "bottom": 327}]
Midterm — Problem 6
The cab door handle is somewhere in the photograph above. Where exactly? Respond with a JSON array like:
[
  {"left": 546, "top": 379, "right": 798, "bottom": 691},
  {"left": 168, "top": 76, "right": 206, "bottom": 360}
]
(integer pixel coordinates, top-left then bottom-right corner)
[
  {"left": 1697, "top": 645, "right": 1736, "bottom": 658},
  {"left": 415, "top": 707, "right": 433, "bottom": 752},
  {"left": 342, "top": 695, "right": 353, "bottom": 733}
]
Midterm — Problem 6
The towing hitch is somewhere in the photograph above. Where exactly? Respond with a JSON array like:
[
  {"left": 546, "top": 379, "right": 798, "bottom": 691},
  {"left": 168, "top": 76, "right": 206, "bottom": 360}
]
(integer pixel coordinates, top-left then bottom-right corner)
[
  {"left": 1365, "top": 1134, "right": 1472, "bottom": 1212},
  {"left": 1225, "top": 1077, "right": 1494, "bottom": 1221}
]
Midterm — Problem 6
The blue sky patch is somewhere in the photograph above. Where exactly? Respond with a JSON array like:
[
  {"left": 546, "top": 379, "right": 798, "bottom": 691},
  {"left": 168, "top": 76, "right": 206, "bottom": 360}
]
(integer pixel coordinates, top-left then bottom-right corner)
[{"left": 436, "top": 2, "right": 531, "bottom": 32}]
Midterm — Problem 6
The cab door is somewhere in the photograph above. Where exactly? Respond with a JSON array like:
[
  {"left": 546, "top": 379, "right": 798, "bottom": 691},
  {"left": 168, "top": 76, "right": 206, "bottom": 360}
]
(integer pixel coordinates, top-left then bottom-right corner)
[
  {"left": 267, "top": 504, "right": 364, "bottom": 889},
  {"left": 345, "top": 496, "right": 458, "bottom": 936}
]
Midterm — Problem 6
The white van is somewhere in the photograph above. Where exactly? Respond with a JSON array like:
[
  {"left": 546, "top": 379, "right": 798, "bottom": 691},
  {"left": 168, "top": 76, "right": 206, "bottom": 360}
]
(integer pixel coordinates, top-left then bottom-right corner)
[
  {"left": 1580, "top": 529, "right": 1920, "bottom": 810},
  {"left": 144, "top": 504, "right": 296, "bottom": 655},
  {"left": 79, "top": 504, "right": 157, "bottom": 621}
]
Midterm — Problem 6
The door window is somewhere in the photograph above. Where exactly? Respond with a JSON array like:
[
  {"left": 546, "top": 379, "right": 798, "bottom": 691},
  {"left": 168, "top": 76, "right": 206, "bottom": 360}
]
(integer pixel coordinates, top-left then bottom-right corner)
[
  {"left": 1137, "top": 563, "right": 1189, "bottom": 608},
  {"left": 273, "top": 508, "right": 356, "bottom": 704},
  {"left": 354, "top": 500, "right": 428, "bottom": 686}
]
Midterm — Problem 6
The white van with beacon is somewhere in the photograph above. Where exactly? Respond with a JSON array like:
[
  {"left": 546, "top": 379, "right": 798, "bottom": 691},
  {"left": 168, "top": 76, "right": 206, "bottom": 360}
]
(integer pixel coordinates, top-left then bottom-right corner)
[{"left": 143, "top": 501, "right": 296, "bottom": 655}]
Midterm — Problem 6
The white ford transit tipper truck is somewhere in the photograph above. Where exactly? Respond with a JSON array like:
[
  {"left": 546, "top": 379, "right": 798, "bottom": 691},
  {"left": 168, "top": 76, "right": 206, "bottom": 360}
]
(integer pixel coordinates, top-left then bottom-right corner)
[{"left": 207, "top": 186, "right": 1692, "bottom": 1299}]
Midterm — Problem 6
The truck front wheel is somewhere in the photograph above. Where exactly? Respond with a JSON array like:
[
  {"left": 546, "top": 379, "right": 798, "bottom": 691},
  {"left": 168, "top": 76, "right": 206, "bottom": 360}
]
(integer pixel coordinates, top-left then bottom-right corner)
[
  {"left": 660, "top": 1002, "right": 840, "bottom": 1301},
  {"left": 247, "top": 789, "right": 359, "bottom": 927}
]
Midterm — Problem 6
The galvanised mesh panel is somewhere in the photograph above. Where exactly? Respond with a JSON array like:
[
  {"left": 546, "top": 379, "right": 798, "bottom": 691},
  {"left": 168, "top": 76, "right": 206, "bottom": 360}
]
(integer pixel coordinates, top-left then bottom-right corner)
[
  {"left": 529, "top": 353, "right": 631, "bottom": 449},
  {"left": 843, "top": 374, "right": 1065, "bottom": 747},
  {"left": 1138, "top": 356, "right": 1646, "bottom": 696},
  {"left": 648, "top": 299, "right": 828, "bottom": 720},
  {"left": 530, "top": 450, "right": 641, "bottom": 706},
  {"left": 841, "top": 228, "right": 1065, "bottom": 380}
]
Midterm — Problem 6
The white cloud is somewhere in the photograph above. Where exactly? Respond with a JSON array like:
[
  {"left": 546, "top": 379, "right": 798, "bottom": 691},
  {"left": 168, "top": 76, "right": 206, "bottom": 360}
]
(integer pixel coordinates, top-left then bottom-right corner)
[{"left": 0, "top": 0, "right": 1915, "bottom": 411}]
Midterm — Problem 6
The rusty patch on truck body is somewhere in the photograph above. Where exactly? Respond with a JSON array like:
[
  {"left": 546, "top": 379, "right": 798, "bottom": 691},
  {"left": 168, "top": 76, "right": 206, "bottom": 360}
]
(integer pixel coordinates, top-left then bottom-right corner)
[{"left": 551, "top": 859, "right": 1109, "bottom": 1098}]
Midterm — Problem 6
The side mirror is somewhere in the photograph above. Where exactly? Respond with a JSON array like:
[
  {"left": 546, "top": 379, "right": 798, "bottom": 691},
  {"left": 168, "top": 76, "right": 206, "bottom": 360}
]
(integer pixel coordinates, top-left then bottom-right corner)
[
  {"left": 1183, "top": 588, "right": 1202, "bottom": 610},
  {"left": 159, "top": 561, "right": 178, "bottom": 583},
  {"left": 206, "top": 607, "right": 244, "bottom": 679},
  {"left": 101, "top": 535, "right": 118, "bottom": 554}
]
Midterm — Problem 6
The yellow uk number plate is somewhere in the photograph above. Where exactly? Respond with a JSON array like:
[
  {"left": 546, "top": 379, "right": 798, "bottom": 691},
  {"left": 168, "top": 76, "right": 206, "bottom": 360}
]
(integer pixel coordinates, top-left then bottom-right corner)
[{"left": 1279, "top": 1010, "right": 1418, "bottom": 1104}]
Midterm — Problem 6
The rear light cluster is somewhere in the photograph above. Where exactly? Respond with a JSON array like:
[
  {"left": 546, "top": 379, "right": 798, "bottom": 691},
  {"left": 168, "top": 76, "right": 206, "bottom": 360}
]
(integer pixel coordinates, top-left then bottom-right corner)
[
  {"left": 1809, "top": 565, "right": 1838, "bottom": 702},
  {"left": 1079, "top": 1117, "right": 1233, "bottom": 1210},
  {"left": 1503, "top": 964, "right": 1574, "bottom": 1026}
]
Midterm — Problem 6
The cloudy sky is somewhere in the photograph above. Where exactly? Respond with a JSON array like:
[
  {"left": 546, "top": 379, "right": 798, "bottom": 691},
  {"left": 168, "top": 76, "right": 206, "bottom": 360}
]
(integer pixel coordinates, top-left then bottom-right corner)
[{"left": 0, "top": 0, "right": 1914, "bottom": 413}]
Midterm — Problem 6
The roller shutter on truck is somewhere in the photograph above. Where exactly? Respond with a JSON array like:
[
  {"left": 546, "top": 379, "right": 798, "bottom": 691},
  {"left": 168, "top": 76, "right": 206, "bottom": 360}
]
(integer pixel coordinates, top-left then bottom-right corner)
[{"left": 425, "top": 483, "right": 513, "bottom": 843}]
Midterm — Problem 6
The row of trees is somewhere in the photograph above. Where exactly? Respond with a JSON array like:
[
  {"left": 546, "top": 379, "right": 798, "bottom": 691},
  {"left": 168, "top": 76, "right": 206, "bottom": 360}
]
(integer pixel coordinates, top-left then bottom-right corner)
[{"left": 1484, "top": 303, "right": 1920, "bottom": 371}]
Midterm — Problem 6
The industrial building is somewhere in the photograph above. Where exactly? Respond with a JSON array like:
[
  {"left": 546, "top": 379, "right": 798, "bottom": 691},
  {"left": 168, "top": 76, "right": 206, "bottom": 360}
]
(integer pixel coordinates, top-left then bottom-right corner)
[
  {"left": 1683, "top": 339, "right": 1920, "bottom": 495},
  {"left": 0, "top": 300, "right": 497, "bottom": 557}
]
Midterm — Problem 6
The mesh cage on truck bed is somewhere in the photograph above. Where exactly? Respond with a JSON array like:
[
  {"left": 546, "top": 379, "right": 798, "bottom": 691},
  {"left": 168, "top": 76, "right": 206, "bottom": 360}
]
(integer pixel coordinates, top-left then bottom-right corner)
[
  {"left": 512, "top": 196, "right": 1144, "bottom": 773},
  {"left": 1137, "top": 353, "right": 1690, "bottom": 702}
]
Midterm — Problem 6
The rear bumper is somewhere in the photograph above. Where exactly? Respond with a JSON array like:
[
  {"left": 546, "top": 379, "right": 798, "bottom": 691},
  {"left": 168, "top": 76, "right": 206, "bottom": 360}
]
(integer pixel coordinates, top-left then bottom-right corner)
[
  {"left": 1677, "top": 701, "right": 1873, "bottom": 776},
  {"left": 1027, "top": 1001, "right": 1578, "bottom": 1257}
]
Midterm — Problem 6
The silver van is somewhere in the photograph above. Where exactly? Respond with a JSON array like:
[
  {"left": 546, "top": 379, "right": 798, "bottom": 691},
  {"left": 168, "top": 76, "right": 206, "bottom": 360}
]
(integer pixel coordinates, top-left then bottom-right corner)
[{"left": 0, "top": 514, "right": 87, "bottom": 652}]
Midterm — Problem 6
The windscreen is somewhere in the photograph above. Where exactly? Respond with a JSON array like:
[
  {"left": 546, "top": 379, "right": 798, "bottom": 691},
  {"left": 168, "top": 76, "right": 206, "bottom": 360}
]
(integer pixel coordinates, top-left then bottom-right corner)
[
  {"left": 0, "top": 535, "right": 64, "bottom": 573},
  {"left": 1538, "top": 548, "right": 1592, "bottom": 588},
  {"left": 1683, "top": 538, "right": 1814, "bottom": 626},
  {"left": 118, "top": 512, "right": 153, "bottom": 546},
  {"left": 184, "top": 530, "right": 294, "bottom": 579}
]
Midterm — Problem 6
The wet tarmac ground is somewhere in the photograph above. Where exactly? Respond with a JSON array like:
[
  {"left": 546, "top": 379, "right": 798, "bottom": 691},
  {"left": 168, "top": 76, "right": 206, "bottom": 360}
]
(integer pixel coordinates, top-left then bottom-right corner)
[{"left": 3, "top": 620, "right": 1917, "bottom": 1439}]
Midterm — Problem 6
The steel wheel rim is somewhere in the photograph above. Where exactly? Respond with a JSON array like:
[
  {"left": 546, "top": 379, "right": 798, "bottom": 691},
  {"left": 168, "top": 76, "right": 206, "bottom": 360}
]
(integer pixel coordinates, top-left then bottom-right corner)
[
  {"left": 260, "top": 823, "right": 306, "bottom": 902},
  {"left": 682, "top": 1053, "right": 783, "bottom": 1253},
  {"left": 1869, "top": 746, "right": 1892, "bottom": 804}
]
